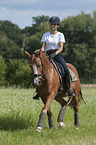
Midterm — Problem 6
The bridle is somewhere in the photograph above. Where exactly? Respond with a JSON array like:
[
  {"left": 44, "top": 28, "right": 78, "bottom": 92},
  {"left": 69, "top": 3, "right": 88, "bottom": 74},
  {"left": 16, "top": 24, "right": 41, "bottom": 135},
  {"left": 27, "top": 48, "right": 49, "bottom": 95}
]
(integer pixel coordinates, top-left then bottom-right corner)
[{"left": 29, "top": 52, "right": 51, "bottom": 79}]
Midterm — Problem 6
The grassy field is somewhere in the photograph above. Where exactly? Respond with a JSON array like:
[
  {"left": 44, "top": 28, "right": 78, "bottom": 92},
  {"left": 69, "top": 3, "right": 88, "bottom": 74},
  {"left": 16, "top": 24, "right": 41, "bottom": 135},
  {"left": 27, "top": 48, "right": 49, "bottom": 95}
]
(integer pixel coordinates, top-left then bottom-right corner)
[{"left": 0, "top": 86, "right": 96, "bottom": 145}]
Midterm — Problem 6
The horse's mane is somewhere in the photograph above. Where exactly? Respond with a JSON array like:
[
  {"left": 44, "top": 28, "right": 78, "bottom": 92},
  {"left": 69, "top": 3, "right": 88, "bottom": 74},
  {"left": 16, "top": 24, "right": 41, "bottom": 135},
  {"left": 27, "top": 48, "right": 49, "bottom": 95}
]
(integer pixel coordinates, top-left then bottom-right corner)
[
  {"left": 34, "top": 49, "right": 49, "bottom": 58},
  {"left": 42, "top": 51, "right": 49, "bottom": 59},
  {"left": 34, "top": 49, "right": 50, "bottom": 64},
  {"left": 40, "top": 51, "right": 50, "bottom": 66}
]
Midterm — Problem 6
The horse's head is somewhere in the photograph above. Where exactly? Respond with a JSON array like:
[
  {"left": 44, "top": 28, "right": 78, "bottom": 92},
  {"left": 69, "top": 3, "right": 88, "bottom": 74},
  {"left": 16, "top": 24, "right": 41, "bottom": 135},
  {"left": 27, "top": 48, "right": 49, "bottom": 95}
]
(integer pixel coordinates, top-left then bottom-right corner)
[{"left": 25, "top": 49, "right": 47, "bottom": 86}]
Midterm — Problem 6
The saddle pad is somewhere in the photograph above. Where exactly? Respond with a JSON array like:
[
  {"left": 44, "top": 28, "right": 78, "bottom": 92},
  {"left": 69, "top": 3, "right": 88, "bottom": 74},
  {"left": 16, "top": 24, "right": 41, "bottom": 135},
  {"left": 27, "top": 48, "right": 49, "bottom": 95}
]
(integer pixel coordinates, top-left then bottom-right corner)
[
  {"left": 51, "top": 59, "right": 78, "bottom": 82},
  {"left": 68, "top": 68, "right": 78, "bottom": 82}
]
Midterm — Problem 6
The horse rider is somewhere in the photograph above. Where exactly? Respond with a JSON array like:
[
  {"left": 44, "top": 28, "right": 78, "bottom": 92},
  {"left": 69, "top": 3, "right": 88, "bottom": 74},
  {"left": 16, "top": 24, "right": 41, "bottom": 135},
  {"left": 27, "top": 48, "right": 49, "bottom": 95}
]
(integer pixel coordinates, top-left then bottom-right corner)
[{"left": 33, "top": 16, "right": 75, "bottom": 99}]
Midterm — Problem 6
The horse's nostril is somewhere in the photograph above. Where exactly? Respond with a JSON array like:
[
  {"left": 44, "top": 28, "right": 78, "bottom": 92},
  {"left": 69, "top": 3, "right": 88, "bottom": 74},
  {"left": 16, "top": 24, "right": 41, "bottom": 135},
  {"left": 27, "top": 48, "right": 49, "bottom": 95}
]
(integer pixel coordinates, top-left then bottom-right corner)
[
  {"left": 34, "top": 77, "right": 41, "bottom": 86},
  {"left": 38, "top": 80, "right": 41, "bottom": 84}
]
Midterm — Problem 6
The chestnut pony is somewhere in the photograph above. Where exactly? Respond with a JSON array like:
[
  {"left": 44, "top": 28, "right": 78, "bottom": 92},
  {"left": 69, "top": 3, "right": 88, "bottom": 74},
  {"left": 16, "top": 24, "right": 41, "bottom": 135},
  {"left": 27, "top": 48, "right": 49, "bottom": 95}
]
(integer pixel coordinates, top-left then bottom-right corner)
[{"left": 25, "top": 49, "right": 82, "bottom": 132}]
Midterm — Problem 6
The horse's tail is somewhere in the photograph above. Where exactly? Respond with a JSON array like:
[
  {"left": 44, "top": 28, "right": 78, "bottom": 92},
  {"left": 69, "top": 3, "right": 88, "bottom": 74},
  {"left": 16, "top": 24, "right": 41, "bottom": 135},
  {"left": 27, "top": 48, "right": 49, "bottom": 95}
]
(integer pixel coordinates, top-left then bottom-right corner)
[{"left": 79, "top": 88, "right": 86, "bottom": 105}]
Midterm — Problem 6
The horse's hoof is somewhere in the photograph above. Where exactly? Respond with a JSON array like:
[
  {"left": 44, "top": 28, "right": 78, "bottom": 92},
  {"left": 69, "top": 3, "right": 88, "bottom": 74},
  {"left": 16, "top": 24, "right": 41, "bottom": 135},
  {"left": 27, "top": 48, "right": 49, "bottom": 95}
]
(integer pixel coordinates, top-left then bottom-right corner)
[
  {"left": 59, "top": 122, "right": 65, "bottom": 128},
  {"left": 35, "top": 127, "right": 42, "bottom": 132},
  {"left": 75, "top": 127, "right": 79, "bottom": 130}
]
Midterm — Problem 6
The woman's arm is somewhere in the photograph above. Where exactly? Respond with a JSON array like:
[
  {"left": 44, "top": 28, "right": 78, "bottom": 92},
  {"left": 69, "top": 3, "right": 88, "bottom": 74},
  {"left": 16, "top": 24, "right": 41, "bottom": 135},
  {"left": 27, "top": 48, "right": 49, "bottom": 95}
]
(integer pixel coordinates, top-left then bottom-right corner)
[
  {"left": 55, "top": 42, "right": 64, "bottom": 55},
  {"left": 41, "top": 42, "right": 45, "bottom": 52}
]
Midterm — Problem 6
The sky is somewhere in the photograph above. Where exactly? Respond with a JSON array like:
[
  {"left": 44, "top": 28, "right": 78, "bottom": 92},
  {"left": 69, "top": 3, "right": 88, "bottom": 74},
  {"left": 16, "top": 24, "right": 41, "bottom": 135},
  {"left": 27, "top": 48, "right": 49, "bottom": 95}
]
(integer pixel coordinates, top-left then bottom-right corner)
[{"left": 0, "top": 0, "right": 96, "bottom": 29}]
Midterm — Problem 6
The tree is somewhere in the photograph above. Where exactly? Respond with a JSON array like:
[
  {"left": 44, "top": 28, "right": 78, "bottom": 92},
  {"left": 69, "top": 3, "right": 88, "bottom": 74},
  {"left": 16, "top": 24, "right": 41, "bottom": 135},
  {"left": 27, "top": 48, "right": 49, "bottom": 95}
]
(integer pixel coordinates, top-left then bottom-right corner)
[
  {"left": 0, "top": 13, "right": 96, "bottom": 84},
  {"left": 25, "top": 22, "right": 50, "bottom": 54},
  {"left": 32, "top": 15, "right": 49, "bottom": 26},
  {"left": 0, "top": 20, "right": 23, "bottom": 47},
  {"left": 59, "top": 12, "right": 96, "bottom": 83},
  {"left": 0, "top": 31, "right": 23, "bottom": 59},
  {"left": 22, "top": 15, "right": 50, "bottom": 35}
]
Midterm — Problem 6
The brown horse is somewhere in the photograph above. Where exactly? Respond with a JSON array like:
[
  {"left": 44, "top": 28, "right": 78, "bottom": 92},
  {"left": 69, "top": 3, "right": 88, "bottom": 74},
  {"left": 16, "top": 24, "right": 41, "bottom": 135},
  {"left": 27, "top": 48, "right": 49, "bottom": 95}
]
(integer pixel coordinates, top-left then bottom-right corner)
[{"left": 25, "top": 49, "right": 83, "bottom": 132}]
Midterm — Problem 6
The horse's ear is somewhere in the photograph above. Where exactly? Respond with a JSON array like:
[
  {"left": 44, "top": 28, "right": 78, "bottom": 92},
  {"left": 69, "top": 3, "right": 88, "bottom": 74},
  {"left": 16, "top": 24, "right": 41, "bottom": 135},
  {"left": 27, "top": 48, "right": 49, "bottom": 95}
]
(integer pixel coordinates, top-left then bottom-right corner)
[
  {"left": 34, "top": 49, "right": 41, "bottom": 56},
  {"left": 35, "top": 49, "right": 41, "bottom": 54},
  {"left": 25, "top": 51, "right": 31, "bottom": 58},
  {"left": 39, "top": 49, "right": 42, "bottom": 55}
]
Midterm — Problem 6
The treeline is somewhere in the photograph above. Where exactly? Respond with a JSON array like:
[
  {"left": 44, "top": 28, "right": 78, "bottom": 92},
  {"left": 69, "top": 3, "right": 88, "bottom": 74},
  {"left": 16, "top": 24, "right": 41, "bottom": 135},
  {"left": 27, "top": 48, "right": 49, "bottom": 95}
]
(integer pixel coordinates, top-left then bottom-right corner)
[{"left": 0, "top": 12, "right": 96, "bottom": 87}]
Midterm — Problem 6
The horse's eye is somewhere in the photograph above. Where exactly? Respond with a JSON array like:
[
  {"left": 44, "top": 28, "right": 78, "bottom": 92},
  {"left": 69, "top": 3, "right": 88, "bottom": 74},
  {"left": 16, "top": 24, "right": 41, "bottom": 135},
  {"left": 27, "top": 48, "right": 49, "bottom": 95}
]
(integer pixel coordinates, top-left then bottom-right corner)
[{"left": 37, "top": 65, "right": 41, "bottom": 68}]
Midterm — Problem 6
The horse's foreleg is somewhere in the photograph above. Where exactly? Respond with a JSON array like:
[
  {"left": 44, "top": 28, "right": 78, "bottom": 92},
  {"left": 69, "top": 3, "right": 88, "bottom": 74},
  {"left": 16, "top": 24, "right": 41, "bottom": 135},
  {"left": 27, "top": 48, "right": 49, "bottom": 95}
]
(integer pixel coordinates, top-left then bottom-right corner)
[
  {"left": 55, "top": 96, "right": 67, "bottom": 127},
  {"left": 57, "top": 107, "right": 66, "bottom": 127},
  {"left": 36, "top": 93, "right": 55, "bottom": 132},
  {"left": 43, "top": 92, "right": 55, "bottom": 114},
  {"left": 36, "top": 97, "right": 47, "bottom": 132},
  {"left": 36, "top": 111, "right": 46, "bottom": 132},
  {"left": 47, "top": 108, "right": 55, "bottom": 129}
]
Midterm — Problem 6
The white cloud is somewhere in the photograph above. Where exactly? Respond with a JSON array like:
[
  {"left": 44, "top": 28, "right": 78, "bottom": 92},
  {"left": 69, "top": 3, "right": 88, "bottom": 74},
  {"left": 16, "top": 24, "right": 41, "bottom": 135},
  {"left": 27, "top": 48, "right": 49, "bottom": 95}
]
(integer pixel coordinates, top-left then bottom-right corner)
[
  {"left": 67, "top": 0, "right": 96, "bottom": 3},
  {"left": 0, "top": 0, "right": 40, "bottom": 4},
  {"left": 0, "top": 7, "right": 93, "bottom": 28},
  {"left": 0, "top": 7, "right": 7, "bottom": 11},
  {"left": 0, "top": 0, "right": 95, "bottom": 28}
]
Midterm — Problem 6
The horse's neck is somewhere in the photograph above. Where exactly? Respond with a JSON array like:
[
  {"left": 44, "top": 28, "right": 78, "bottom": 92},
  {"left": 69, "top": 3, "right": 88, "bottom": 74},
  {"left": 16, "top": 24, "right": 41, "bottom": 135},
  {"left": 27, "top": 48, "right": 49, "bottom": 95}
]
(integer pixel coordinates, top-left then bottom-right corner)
[{"left": 41, "top": 53, "right": 50, "bottom": 67}]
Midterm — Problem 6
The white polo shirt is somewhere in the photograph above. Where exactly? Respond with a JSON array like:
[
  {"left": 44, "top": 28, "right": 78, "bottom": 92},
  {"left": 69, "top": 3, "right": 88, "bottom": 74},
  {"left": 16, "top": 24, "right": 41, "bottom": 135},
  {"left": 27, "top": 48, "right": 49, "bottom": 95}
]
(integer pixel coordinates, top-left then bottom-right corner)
[{"left": 41, "top": 31, "right": 65, "bottom": 52}]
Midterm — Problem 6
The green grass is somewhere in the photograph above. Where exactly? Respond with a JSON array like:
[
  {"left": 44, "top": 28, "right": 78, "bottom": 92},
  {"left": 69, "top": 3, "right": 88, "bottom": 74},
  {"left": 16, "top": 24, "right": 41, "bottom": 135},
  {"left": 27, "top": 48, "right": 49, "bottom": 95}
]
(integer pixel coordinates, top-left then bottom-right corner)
[{"left": 0, "top": 86, "right": 96, "bottom": 145}]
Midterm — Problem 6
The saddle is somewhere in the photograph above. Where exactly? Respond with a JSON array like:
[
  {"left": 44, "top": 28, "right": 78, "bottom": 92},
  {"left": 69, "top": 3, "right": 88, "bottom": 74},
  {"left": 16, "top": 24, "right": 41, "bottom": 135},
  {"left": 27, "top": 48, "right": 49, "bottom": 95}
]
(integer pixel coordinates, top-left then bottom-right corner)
[
  {"left": 51, "top": 59, "right": 64, "bottom": 83},
  {"left": 51, "top": 59, "right": 78, "bottom": 83}
]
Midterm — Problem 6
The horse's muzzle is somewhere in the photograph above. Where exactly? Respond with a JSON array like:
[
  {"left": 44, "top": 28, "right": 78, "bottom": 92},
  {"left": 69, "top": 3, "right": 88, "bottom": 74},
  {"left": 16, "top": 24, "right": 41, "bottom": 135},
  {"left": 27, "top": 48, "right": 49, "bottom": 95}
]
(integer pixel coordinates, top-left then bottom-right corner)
[{"left": 34, "top": 77, "right": 42, "bottom": 86}]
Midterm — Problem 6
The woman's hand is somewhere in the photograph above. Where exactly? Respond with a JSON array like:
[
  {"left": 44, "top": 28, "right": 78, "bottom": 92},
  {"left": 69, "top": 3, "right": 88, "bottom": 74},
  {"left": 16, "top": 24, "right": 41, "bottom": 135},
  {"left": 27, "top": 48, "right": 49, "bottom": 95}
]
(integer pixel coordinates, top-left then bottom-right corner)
[{"left": 49, "top": 53, "right": 56, "bottom": 59}]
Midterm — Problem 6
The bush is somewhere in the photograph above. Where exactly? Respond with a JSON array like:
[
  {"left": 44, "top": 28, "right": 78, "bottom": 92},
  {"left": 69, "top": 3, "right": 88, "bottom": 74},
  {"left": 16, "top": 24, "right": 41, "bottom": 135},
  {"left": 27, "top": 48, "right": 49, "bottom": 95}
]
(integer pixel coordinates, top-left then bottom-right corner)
[
  {"left": 5, "top": 59, "right": 33, "bottom": 87},
  {"left": 0, "top": 56, "right": 6, "bottom": 85}
]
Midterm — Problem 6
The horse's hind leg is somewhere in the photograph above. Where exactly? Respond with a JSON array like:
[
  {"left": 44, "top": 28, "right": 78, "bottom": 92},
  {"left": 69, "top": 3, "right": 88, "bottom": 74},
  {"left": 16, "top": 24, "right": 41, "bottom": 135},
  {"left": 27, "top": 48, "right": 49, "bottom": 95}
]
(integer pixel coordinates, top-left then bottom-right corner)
[
  {"left": 73, "top": 93, "right": 80, "bottom": 128},
  {"left": 47, "top": 107, "right": 55, "bottom": 129},
  {"left": 74, "top": 112, "right": 79, "bottom": 128}
]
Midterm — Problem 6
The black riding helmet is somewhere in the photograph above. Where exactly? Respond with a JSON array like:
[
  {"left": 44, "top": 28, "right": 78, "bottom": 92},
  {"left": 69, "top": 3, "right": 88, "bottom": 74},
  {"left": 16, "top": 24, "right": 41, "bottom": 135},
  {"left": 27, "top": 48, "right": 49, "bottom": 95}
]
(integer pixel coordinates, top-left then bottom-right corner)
[{"left": 49, "top": 16, "right": 60, "bottom": 25}]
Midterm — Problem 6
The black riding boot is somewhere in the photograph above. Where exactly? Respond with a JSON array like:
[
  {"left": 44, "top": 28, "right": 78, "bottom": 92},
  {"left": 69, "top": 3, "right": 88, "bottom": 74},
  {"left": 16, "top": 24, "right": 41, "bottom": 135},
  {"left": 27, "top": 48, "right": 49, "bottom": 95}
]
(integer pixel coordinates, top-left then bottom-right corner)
[
  {"left": 33, "top": 92, "right": 40, "bottom": 100},
  {"left": 59, "top": 81, "right": 64, "bottom": 93},
  {"left": 65, "top": 74, "right": 75, "bottom": 98}
]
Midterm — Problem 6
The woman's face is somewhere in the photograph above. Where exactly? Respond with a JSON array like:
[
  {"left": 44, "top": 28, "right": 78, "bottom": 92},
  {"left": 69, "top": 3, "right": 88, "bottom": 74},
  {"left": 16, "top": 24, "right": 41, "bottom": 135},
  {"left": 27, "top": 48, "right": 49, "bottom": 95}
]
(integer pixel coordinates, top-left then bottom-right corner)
[{"left": 50, "top": 23, "right": 59, "bottom": 31}]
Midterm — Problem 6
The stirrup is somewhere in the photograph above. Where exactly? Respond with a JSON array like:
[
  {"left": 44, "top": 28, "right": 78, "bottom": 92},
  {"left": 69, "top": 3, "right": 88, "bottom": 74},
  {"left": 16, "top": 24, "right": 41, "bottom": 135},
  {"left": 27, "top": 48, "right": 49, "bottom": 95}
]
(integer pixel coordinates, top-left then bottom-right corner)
[
  {"left": 55, "top": 87, "right": 64, "bottom": 97},
  {"left": 33, "top": 93, "right": 40, "bottom": 100},
  {"left": 68, "top": 88, "right": 75, "bottom": 98},
  {"left": 59, "top": 83, "right": 64, "bottom": 93}
]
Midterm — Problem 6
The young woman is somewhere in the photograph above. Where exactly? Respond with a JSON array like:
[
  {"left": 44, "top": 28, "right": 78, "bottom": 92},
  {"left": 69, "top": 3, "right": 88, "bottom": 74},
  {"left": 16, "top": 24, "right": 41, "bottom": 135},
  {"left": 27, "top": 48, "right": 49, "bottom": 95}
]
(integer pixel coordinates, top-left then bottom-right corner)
[{"left": 33, "top": 16, "right": 75, "bottom": 99}]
